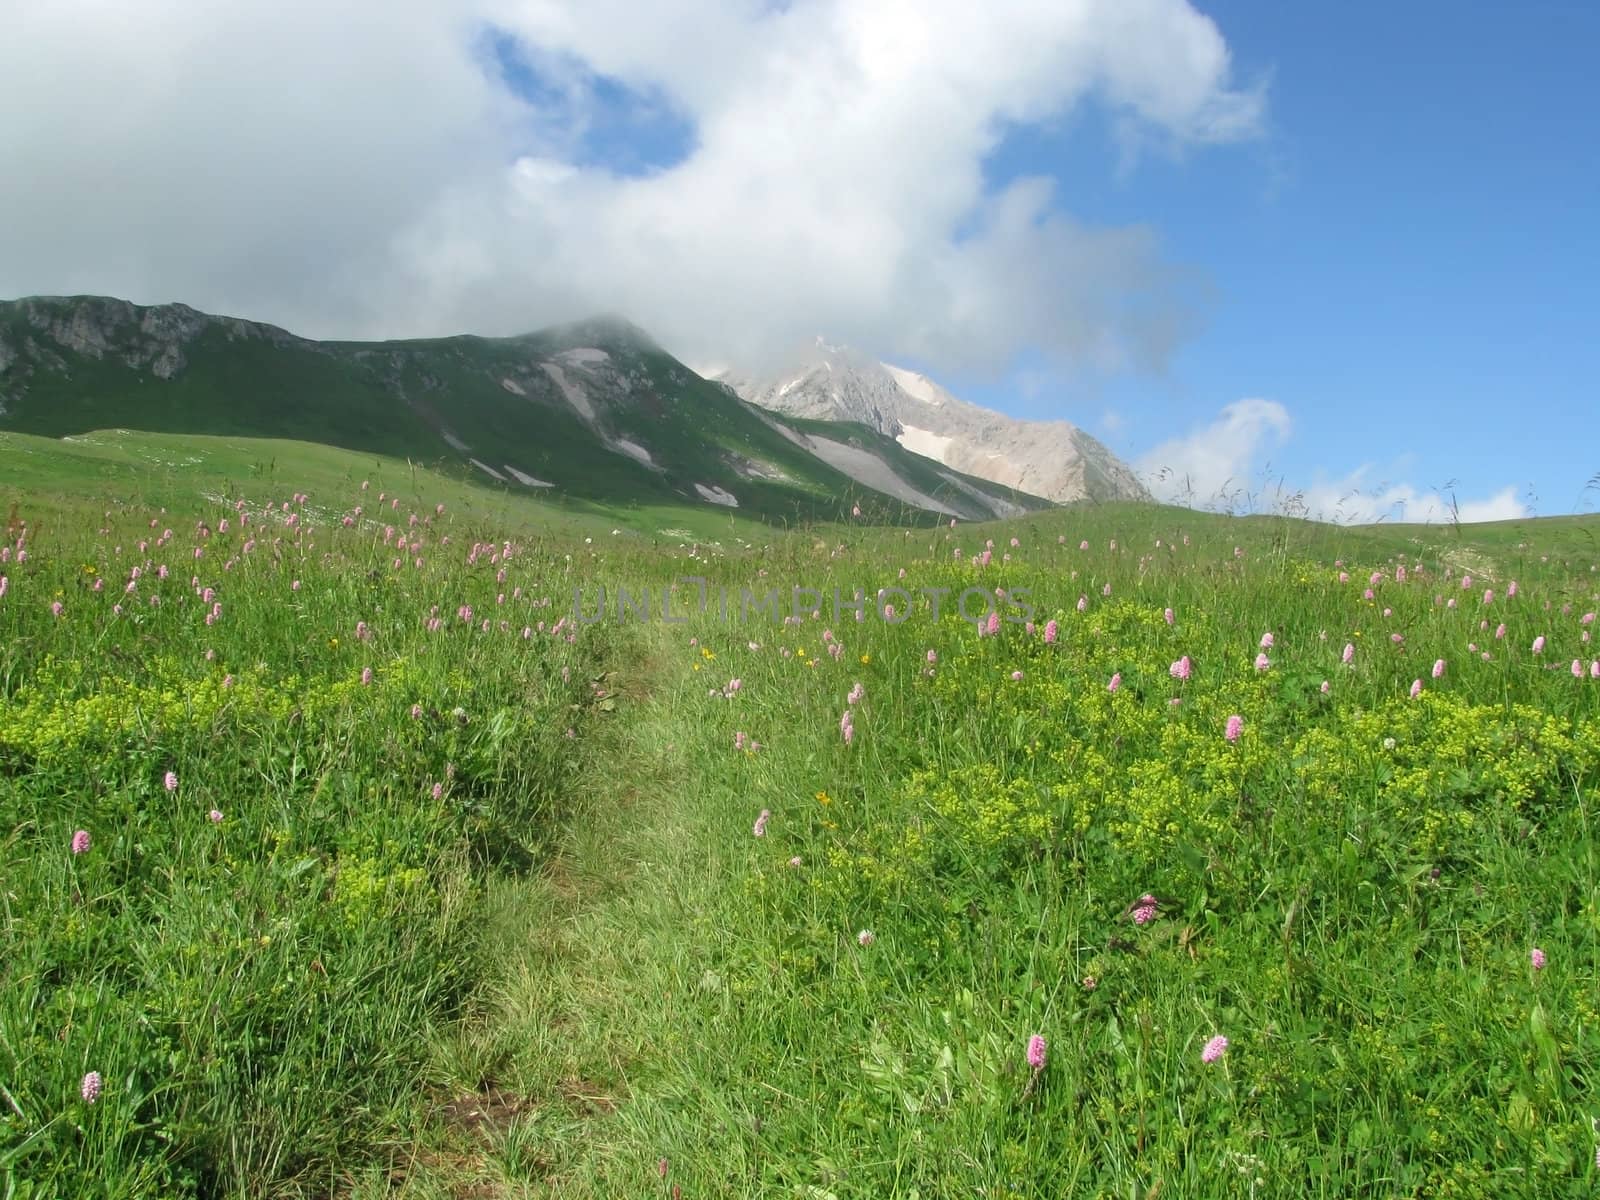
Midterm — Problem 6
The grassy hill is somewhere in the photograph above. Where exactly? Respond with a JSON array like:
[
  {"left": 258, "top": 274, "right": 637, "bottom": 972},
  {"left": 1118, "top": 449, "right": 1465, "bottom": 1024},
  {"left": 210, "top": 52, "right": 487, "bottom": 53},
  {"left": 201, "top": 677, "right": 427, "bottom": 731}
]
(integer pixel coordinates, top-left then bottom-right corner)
[
  {"left": 6, "top": 424, "right": 1600, "bottom": 1194},
  {"left": 0, "top": 297, "right": 1057, "bottom": 527}
]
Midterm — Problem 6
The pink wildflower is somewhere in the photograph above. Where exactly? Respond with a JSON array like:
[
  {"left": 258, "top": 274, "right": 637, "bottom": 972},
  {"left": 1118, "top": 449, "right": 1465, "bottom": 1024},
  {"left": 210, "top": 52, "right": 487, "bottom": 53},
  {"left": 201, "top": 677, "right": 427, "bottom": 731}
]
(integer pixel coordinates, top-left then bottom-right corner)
[
  {"left": 1343, "top": 642, "right": 1355, "bottom": 664},
  {"left": 1254, "top": 652, "right": 1271, "bottom": 671},
  {"left": 81, "top": 1071, "right": 102, "bottom": 1104},
  {"left": 753, "top": 809, "right": 770, "bottom": 838},
  {"left": 1225, "top": 714, "right": 1244, "bottom": 742},
  {"left": 1432, "top": 659, "right": 1446, "bottom": 679},
  {"left": 71, "top": 829, "right": 91, "bottom": 855},
  {"left": 1260, "top": 632, "right": 1274, "bottom": 649},
  {"left": 857, "top": 929, "right": 875, "bottom": 947},
  {"left": 1026, "top": 1035, "right": 1047, "bottom": 1071},
  {"left": 1531, "top": 947, "right": 1547, "bottom": 971},
  {"left": 1201, "top": 1035, "right": 1228, "bottom": 1064},
  {"left": 1410, "top": 679, "right": 1423, "bottom": 699},
  {"left": 1170, "top": 656, "right": 1192, "bottom": 680},
  {"left": 1044, "top": 619, "right": 1058, "bottom": 644},
  {"left": 1108, "top": 672, "right": 1121, "bottom": 693},
  {"left": 163, "top": 771, "right": 178, "bottom": 793},
  {"left": 1533, "top": 635, "right": 1546, "bottom": 654}
]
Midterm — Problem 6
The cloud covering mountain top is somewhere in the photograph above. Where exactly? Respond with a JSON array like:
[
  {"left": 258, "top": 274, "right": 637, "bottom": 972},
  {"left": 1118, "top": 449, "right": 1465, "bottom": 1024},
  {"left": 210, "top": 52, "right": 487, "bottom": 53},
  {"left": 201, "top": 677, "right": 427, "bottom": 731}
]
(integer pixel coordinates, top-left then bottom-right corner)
[{"left": 0, "top": 0, "right": 1261, "bottom": 374}]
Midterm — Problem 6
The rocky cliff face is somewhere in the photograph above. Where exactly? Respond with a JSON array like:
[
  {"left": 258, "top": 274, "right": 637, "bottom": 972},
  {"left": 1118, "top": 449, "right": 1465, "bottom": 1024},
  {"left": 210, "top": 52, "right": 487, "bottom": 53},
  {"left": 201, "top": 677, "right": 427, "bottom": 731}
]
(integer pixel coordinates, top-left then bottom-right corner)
[
  {"left": 716, "top": 340, "right": 1150, "bottom": 505},
  {"left": 0, "top": 295, "right": 303, "bottom": 413}
]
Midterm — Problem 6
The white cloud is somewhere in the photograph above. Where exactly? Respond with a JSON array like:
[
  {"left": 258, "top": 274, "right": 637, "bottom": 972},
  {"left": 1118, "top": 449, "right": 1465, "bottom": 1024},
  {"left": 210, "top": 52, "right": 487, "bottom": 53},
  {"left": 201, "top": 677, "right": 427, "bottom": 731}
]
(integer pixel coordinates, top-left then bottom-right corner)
[
  {"left": 0, "top": 0, "right": 1262, "bottom": 372},
  {"left": 1292, "top": 476, "right": 1528, "bottom": 526},
  {"left": 1140, "top": 398, "right": 1528, "bottom": 525},
  {"left": 1138, "top": 397, "right": 1291, "bottom": 507}
]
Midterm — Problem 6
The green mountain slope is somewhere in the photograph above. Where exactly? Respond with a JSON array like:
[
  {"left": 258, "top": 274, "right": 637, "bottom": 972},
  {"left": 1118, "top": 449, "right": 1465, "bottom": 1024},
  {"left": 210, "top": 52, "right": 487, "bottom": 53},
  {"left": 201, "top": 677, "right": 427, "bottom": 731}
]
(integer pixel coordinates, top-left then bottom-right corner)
[{"left": 0, "top": 296, "right": 1056, "bottom": 525}]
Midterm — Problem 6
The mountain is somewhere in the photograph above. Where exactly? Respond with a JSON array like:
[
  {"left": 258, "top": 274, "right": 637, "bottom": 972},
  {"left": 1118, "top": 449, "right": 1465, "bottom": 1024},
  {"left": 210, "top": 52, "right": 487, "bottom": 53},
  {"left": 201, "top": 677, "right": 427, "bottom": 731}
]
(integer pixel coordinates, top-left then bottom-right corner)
[
  {"left": 0, "top": 296, "right": 1052, "bottom": 524},
  {"left": 715, "top": 339, "right": 1150, "bottom": 505}
]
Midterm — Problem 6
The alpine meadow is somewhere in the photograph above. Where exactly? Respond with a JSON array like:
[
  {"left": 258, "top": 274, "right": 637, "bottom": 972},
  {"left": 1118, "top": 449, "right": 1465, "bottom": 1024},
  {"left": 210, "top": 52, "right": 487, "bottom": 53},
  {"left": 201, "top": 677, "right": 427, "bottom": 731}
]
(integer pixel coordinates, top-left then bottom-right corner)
[
  {"left": 5, "top": 1, "right": 1600, "bottom": 1196},
  {"left": 3, "top": 424, "right": 1599, "bottom": 1196}
]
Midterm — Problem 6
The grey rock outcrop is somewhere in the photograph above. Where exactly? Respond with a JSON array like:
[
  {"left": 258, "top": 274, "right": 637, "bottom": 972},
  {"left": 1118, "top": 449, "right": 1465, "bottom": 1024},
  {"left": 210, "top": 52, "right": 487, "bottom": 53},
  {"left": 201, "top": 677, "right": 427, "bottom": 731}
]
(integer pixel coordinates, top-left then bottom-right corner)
[{"left": 715, "top": 340, "right": 1150, "bottom": 504}]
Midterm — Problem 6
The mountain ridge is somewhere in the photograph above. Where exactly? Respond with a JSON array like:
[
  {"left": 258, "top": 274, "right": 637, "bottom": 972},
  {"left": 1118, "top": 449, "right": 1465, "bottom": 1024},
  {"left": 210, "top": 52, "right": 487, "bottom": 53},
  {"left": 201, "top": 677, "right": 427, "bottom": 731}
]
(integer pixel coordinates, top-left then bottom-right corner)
[
  {"left": 715, "top": 342, "right": 1150, "bottom": 506},
  {"left": 0, "top": 294, "right": 1065, "bottom": 524}
]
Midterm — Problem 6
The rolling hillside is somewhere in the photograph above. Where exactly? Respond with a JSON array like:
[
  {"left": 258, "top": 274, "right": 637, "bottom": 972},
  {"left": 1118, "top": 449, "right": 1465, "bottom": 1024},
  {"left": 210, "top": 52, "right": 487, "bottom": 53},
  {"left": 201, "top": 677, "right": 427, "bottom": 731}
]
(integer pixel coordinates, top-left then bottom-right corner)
[{"left": 0, "top": 296, "right": 1059, "bottom": 526}]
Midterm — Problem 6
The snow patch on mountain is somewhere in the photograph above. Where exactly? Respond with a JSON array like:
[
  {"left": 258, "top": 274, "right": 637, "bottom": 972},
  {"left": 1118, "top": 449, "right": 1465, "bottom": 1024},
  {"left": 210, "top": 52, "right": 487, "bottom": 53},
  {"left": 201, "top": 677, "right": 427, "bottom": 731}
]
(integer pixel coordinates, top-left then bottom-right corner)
[
  {"left": 503, "top": 465, "right": 553, "bottom": 487},
  {"left": 896, "top": 424, "right": 954, "bottom": 463},
  {"left": 539, "top": 361, "right": 596, "bottom": 421},
  {"left": 884, "top": 365, "right": 944, "bottom": 407},
  {"left": 556, "top": 347, "right": 610, "bottom": 367},
  {"left": 613, "top": 438, "right": 654, "bottom": 465},
  {"left": 695, "top": 483, "right": 739, "bottom": 507},
  {"left": 470, "top": 459, "right": 507, "bottom": 481}
]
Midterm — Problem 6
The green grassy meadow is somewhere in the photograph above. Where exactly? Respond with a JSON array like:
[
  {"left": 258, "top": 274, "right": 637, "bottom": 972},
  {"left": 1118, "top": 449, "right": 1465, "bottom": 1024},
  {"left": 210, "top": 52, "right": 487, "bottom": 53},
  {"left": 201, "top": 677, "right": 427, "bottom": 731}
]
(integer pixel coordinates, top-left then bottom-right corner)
[{"left": 4, "top": 431, "right": 1600, "bottom": 1198}]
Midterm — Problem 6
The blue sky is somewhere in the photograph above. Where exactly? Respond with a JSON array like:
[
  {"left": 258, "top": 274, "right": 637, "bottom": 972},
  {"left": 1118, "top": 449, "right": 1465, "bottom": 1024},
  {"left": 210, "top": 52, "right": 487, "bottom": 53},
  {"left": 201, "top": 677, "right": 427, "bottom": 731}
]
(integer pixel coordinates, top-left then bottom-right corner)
[
  {"left": 474, "top": 1, "right": 1597, "bottom": 520},
  {"left": 4, "top": 0, "right": 1593, "bottom": 520},
  {"left": 947, "top": 2, "right": 1600, "bottom": 519}
]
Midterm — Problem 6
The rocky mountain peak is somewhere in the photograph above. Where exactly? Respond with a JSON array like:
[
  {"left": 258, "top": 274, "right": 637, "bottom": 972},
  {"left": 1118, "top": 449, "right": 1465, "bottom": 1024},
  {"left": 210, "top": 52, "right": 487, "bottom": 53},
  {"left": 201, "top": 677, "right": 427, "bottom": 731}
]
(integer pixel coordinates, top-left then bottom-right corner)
[{"left": 716, "top": 344, "right": 1150, "bottom": 505}]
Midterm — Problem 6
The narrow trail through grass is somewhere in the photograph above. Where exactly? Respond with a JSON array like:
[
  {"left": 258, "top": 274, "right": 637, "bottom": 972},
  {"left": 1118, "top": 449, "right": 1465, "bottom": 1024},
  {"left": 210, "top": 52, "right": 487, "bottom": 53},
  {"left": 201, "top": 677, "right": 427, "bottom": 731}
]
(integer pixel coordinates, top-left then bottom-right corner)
[{"left": 375, "top": 623, "right": 719, "bottom": 1198}]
